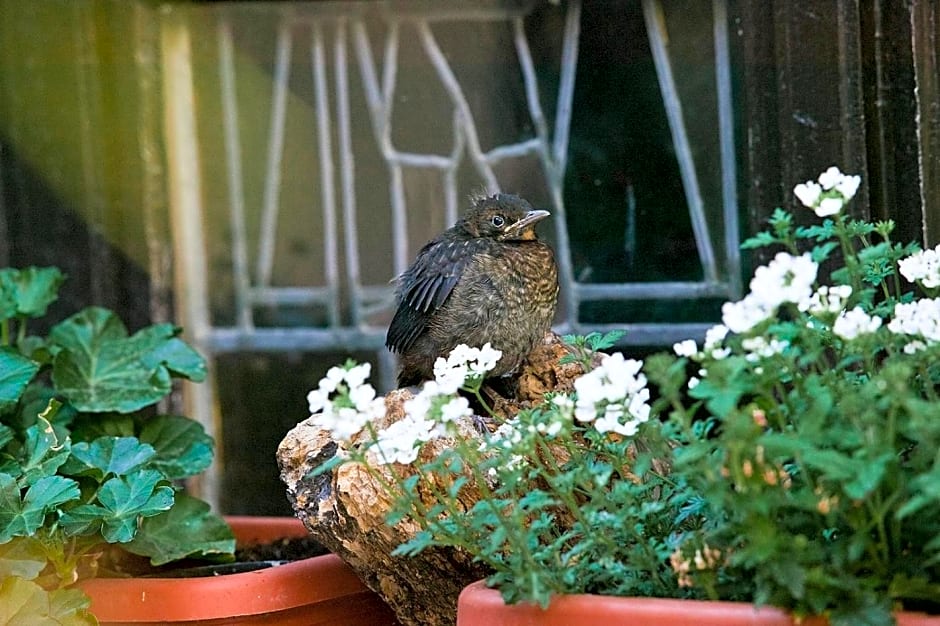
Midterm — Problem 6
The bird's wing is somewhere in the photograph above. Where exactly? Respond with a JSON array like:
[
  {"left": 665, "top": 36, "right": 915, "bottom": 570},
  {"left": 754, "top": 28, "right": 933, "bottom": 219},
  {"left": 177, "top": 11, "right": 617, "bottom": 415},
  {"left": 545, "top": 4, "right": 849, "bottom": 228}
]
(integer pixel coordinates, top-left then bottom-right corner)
[{"left": 385, "top": 238, "right": 474, "bottom": 353}]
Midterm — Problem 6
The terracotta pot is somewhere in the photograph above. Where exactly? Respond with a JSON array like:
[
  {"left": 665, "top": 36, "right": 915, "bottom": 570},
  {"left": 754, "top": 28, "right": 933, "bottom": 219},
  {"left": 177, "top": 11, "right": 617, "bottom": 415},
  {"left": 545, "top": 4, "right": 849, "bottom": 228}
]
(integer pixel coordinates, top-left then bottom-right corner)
[
  {"left": 457, "top": 580, "right": 940, "bottom": 626},
  {"left": 79, "top": 516, "right": 398, "bottom": 625}
]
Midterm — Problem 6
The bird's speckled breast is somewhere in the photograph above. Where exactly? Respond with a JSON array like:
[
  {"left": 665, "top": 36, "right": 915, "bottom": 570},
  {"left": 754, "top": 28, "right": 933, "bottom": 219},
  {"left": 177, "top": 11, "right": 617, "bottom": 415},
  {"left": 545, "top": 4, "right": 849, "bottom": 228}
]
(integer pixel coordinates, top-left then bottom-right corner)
[{"left": 429, "top": 239, "right": 558, "bottom": 376}]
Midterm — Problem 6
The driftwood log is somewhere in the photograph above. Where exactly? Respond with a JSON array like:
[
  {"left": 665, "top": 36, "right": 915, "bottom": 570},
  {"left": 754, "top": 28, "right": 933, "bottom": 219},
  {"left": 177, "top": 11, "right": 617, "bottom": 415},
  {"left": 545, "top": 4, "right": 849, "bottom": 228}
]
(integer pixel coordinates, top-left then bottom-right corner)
[{"left": 277, "top": 333, "right": 587, "bottom": 626}]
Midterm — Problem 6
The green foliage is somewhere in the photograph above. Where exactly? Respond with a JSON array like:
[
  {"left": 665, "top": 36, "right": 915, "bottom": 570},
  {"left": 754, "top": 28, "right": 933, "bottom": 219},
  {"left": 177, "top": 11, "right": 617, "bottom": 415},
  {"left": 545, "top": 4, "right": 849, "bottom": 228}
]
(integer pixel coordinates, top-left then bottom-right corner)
[
  {"left": 644, "top": 196, "right": 940, "bottom": 624},
  {"left": 0, "top": 267, "right": 234, "bottom": 617}
]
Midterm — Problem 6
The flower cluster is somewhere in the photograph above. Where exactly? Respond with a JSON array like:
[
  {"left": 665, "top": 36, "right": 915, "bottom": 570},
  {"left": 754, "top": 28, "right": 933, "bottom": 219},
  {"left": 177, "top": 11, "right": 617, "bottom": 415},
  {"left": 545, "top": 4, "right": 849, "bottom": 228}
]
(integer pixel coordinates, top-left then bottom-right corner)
[
  {"left": 793, "top": 165, "right": 861, "bottom": 216},
  {"left": 897, "top": 244, "right": 940, "bottom": 289},
  {"left": 307, "top": 362, "right": 385, "bottom": 442},
  {"left": 570, "top": 353, "right": 651, "bottom": 436}
]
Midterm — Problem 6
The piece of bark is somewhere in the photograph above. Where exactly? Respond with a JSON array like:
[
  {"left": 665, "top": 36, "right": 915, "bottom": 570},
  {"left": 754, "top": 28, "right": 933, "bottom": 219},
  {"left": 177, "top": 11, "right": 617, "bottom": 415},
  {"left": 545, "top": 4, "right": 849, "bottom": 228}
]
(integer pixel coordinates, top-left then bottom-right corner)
[{"left": 277, "top": 333, "right": 588, "bottom": 625}]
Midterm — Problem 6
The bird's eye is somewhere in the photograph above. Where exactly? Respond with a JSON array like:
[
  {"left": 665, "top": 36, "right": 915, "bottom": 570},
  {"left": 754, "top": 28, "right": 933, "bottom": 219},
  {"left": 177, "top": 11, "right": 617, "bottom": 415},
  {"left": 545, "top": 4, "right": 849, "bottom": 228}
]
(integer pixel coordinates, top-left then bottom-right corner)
[{"left": 491, "top": 215, "right": 505, "bottom": 228}]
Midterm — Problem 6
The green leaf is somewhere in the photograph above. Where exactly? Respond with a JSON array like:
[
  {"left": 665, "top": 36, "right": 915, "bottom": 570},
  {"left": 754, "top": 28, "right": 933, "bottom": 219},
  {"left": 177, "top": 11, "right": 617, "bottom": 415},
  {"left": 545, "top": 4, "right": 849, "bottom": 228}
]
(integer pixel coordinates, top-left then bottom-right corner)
[
  {"left": 138, "top": 416, "right": 213, "bottom": 480},
  {"left": 0, "top": 474, "right": 80, "bottom": 543},
  {"left": 141, "top": 336, "right": 206, "bottom": 382},
  {"left": 61, "top": 436, "right": 156, "bottom": 480},
  {"left": 0, "top": 348, "right": 39, "bottom": 415},
  {"left": 49, "top": 308, "right": 206, "bottom": 413},
  {"left": 0, "top": 538, "right": 48, "bottom": 581},
  {"left": 9, "top": 267, "right": 66, "bottom": 319},
  {"left": 18, "top": 414, "right": 71, "bottom": 486},
  {"left": 0, "top": 576, "right": 95, "bottom": 626},
  {"left": 60, "top": 469, "right": 173, "bottom": 543},
  {"left": 125, "top": 492, "right": 236, "bottom": 565}
]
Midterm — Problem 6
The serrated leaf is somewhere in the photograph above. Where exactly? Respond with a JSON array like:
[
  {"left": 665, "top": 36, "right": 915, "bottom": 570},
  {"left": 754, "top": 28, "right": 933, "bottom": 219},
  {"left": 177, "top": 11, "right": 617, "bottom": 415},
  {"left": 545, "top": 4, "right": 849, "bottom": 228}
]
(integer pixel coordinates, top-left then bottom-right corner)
[
  {"left": 18, "top": 415, "right": 70, "bottom": 485},
  {"left": 125, "top": 492, "right": 236, "bottom": 565},
  {"left": 0, "top": 474, "right": 80, "bottom": 542},
  {"left": 49, "top": 308, "right": 205, "bottom": 413},
  {"left": 61, "top": 436, "right": 156, "bottom": 480},
  {"left": 0, "top": 537, "right": 47, "bottom": 580},
  {"left": 9, "top": 267, "right": 65, "bottom": 319},
  {"left": 83, "top": 469, "right": 173, "bottom": 543},
  {"left": 0, "top": 348, "right": 39, "bottom": 415},
  {"left": 138, "top": 416, "right": 213, "bottom": 480},
  {"left": 0, "top": 576, "right": 95, "bottom": 626},
  {"left": 141, "top": 335, "right": 206, "bottom": 382}
]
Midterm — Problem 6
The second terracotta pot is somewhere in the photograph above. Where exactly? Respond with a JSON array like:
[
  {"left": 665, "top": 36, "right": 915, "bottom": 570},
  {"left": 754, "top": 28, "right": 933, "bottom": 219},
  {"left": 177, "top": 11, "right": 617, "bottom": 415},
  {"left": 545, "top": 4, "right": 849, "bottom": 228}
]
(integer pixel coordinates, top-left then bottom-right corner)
[
  {"left": 79, "top": 516, "right": 399, "bottom": 625},
  {"left": 456, "top": 580, "right": 940, "bottom": 626}
]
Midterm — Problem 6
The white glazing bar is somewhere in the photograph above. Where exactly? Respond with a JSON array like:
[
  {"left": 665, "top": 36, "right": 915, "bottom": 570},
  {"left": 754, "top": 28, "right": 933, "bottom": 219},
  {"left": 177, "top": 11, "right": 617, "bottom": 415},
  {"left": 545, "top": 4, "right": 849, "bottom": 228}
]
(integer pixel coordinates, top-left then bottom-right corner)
[
  {"left": 335, "top": 18, "right": 363, "bottom": 324},
  {"left": 384, "top": 22, "right": 409, "bottom": 276},
  {"left": 514, "top": 17, "right": 551, "bottom": 161},
  {"left": 388, "top": 152, "right": 454, "bottom": 168},
  {"left": 218, "top": 17, "right": 254, "bottom": 330},
  {"left": 642, "top": 0, "right": 718, "bottom": 283},
  {"left": 714, "top": 0, "right": 742, "bottom": 297},
  {"left": 552, "top": 0, "right": 580, "bottom": 181},
  {"left": 547, "top": 0, "right": 581, "bottom": 329},
  {"left": 312, "top": 21, "right": 341, "bottom": 327},
  {"left": 353, "top": 20, "right": 409, "bottom": 275},
  {"left": 257, "top": 21, "right": 292, "bottom": 288},
  {"left": 416, "top": 20, "right": 500, "bottom": 193},
  {"left": 485, "top": 139, "right": 542, "bottom": 163},
  {"left": 352, "top": 21, "right": 388, "bottom": 147},
  {"left": 445, "top": 109, "right": 465, "bottom": 225}
]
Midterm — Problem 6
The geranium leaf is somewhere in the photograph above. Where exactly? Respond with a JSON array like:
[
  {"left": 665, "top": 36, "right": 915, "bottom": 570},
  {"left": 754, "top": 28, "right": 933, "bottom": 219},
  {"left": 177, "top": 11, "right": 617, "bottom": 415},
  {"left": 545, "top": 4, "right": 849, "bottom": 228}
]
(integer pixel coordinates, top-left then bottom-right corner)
[
  {"left": 61, "top": 436, "right": 156, "bottom": 480},
  {"left": 138, "top": 416, "right": 213, "bottom": 480},
  {"left": 0, "top": 267, "right": 65, "bottom": 322},
  {"left": 18, "top": 414, "right": 70, "bottom": 485},
  {"left": 0, "top": 537, "right": 47, "bottom": 581},
  {"left": 125, "top": 492, "right": 236, "bottom": 565},
  {"left": 49, "top": 309, "right": 205, "bottom": 413},
  {"left": 0, "top": 576, "right": 95, "bottom": 626},
  {"left": 95, "top": 470, "right": 175, "bottom": 543},
  {"left": 0, "top": 474, "right": 80, "bottom": 543},
  {"left": 0, "top": 348, "right": 39, "bottom": 416}
]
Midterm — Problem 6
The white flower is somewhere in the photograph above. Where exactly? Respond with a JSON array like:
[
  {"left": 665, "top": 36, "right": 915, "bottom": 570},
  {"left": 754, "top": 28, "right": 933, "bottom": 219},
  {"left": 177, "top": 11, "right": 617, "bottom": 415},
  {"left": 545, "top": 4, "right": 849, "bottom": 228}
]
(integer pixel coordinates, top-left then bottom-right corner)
[
  {"left": 344, "top": 363, "right": 371, "bottom": 390},
  {"left": 320, "top": 366, "right": 345, "bottom": 393},
  {"left": 307, "top": 388, "right": 329, "bottom": 414},
  {"left": 433, "top": 358, "right": 468, "bottom": 395},
  {"left": 721, "top": 294, "right": 774, "bottom": 334},
  {"left": 741, "top": 336, "right": 788, "bottom": 362},
  {"left": 793, "top": 181, "right": 822, "bottom": 208},
  {"left": 799, "top": 284, "right": 853, "bottom": 316},
  {"left": 673, "top": 339, "right": 697, "bottom": 357},
  {"left": 903, "top": 340, "right": 927, "bottom": 354},
  {"left": 688, "top": 376, "right": 700, "bottom": 390},
  {"left": 440, "top": 396, "right": 472, "bottom": 423},
  {"left": 832, "top": 307, "right": 882, "bottom": 340},
  {"left": 348, "top": 383, "right": 376, "bottom": 412},
  {"left": 702, "top": 324, "right": 731, "bottom": 358},
  {"left": 312, "top": 406, "right": 369, "bottom": 442},
  {"left": 572, "top": 353, "right": 651, "bottom": 437},
  {"left": 472, "top": 343, "right": 502, "bottom": 376},
  {"left": 795, "top": 167, "right": 860, "bottom": 217},
  {"left": 888, "top": 298, "right": 940, "bottom": 342},
  {"left": 370, "top": 414, "right": 437, "bottom": 465},
  {"left": 749, "top": 252, "right": 818, "bottom": 308},
  {"left": 815, "top": 197, "right": 844, "bottom": 217},
  {"left": 818, "top": 166, "right": 844, "bottom": 190},
  {"left": 835, "top": 174, "right": 861, "bottom": 200},
  {"left": 898, "top": 246, "right": 940, "bottom": 289}
]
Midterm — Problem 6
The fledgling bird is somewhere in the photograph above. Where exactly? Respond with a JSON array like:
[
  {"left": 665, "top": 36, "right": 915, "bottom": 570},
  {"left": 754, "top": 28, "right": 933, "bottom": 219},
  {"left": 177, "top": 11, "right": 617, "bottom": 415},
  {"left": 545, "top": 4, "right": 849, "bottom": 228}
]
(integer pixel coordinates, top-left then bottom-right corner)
[{"left": 386, "top": 193, "right": 559, "bottom": 387}]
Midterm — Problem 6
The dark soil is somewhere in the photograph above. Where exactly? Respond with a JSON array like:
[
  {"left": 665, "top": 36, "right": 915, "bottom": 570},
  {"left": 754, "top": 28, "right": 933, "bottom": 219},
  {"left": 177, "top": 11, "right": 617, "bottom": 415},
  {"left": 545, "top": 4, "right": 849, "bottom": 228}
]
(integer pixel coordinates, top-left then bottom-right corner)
[{"left": 235, "top": 535, "right": 330, "bottom": 563}]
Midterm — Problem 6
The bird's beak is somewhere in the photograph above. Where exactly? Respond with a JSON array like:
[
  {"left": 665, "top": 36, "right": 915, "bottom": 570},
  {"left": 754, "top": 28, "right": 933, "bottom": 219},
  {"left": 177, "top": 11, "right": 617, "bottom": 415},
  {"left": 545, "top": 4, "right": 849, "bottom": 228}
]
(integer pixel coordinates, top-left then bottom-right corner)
[{"left": 509, "top": 209, "right": 550, "bottom": 233}]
